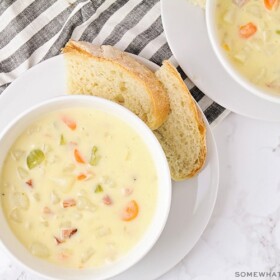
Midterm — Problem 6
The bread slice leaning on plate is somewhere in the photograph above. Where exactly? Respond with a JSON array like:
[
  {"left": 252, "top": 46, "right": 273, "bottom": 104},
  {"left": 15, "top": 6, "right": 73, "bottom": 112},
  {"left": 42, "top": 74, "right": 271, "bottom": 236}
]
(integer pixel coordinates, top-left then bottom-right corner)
[
  {"left": 154, "top": 61, "right": 207, "bottom": 181},
  {"left": 62, "top": 40, "right": 170, "bottom": 130},
  {"left": 62, "top": 40, "right": 206, "bottom": 181}
]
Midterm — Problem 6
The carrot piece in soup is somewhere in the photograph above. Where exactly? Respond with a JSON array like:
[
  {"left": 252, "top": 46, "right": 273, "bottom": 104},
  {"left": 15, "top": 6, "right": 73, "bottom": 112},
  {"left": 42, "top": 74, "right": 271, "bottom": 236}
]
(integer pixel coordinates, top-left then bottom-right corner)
[
  {"left": 74, "top": 149, "right": 85, "bottom": 164},
  {"left": 77, "top": 174, "right": 87, "bottom": 180},
  {"left": 239, "top": 22, "right": 257, "bottom": 38},
  {"left": 264, "top": 0, "right": 278, "bottom": 10},
  {"left": 77, "top": 171, "right": 94, "bottom": 181},
  {"left": 122, "top": 200, "right": 139, "bottom": 221},
  {"left": 62, "top": 116, "right": 76, "bottom": 130}
]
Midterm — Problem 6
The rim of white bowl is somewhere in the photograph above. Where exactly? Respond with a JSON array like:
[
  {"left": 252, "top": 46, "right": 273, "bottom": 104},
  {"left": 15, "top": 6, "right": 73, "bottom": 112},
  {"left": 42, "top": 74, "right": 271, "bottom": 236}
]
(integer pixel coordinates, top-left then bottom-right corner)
[
  {"left": 206, "top": 0, "right": 280, "bottom": 104},
  {"left": 0, "top": 95, "right": 172, "bottom": 280}
]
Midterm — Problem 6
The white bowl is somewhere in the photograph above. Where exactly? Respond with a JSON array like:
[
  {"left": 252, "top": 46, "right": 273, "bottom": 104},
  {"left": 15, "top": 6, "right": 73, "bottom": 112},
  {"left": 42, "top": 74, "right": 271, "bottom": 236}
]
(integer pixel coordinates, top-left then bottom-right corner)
[
  {"left": 206, "top": 0, "right": 280, "bottom": 104},
  {"left": 0, "top": 95, "right": 171, "bottom": 280}
]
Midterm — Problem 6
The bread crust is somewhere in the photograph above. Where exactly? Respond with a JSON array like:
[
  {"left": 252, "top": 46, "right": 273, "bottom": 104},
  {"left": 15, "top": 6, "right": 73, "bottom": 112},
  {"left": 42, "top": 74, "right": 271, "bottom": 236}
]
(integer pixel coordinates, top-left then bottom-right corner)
[
  {"left": 62, "top": 40, "right": 170, "bottom": 130},
  {"left": 62, "top": 40, "right": 206, "bottom": 180},
  {"left": 157, "top": 61, "right": 207, "bottom": 180}
]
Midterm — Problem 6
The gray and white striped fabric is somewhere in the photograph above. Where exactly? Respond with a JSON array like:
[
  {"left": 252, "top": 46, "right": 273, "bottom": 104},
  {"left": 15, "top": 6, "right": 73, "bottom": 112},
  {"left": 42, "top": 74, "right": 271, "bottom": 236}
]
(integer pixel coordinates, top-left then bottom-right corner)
[{"left": 0, "top": 0, "right": 229, "bottom": 126}]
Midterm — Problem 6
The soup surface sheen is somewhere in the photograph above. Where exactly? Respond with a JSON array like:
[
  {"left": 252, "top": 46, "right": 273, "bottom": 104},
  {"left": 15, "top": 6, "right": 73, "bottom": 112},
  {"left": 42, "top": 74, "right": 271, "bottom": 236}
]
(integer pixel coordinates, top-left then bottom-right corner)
[
  {"left": 0, "top": 108, "right": 157, "bottom": 269},
  {"left": 216, "top": 0, "right": 280, "bottom": 94}
]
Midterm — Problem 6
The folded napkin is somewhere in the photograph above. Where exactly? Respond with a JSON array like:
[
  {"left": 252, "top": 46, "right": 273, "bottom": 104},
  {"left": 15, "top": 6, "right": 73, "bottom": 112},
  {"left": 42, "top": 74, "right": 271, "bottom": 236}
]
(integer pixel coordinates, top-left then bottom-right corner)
[{"left": 0, "top": 0, "right": 229, "bottom": 126}]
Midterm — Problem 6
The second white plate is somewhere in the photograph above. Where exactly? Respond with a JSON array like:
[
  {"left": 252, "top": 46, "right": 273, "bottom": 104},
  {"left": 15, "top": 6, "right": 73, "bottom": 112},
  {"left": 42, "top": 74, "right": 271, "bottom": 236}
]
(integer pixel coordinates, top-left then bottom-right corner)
[
  {"left": 162, "top": 0, "right": 280, "bottom": 121},
  {"left": 0, "top": 55, "right": 219, "bottom": 280}
]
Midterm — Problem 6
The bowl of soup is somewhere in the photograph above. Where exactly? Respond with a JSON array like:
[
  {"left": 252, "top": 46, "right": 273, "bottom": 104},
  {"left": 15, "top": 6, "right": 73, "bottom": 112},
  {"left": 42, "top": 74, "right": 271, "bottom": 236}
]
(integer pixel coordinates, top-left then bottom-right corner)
[
  {"left": 206, "top": 0, "right": 280, "bottom": 103},
  {"left": 0, "top": 95, "right": 171, "bottom": 280}
]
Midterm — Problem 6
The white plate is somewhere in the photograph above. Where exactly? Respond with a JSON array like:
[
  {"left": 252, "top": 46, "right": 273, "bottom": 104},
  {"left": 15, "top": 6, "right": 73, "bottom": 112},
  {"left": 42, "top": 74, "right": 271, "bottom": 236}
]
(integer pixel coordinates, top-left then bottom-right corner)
[
  {"left": 0, "top": 55, "right": 219, "bottom": 280},
  {"left": 161, "top": 0, "right": 280, "bottom": 121}
]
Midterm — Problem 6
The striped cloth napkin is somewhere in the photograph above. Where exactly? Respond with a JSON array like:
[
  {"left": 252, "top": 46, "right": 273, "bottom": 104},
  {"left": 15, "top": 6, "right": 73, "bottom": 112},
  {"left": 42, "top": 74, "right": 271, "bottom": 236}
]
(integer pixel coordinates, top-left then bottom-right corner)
[{"left": 0, "top": 0, "right": 229, "bottom": 127}]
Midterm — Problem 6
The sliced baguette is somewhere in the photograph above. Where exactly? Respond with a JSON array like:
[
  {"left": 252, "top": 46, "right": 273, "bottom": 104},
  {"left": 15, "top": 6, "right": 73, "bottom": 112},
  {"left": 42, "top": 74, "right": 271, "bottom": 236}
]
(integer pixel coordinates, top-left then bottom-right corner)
[
  {"left": 154, "top": 61, "right": 207, "bottom": 181},
  {"left": 62, "top": 40, "right": 170, "bottom": 130}
]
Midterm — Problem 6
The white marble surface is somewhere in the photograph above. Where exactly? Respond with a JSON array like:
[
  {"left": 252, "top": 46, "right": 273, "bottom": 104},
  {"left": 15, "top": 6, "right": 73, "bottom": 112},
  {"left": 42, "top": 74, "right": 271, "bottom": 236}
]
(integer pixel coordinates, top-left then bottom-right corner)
[
  {"left": 1, "top": 112, "right": 280, "bottom": 280},
  {"left": 160, "top": 113, "right": 280, "bottom": 280}
]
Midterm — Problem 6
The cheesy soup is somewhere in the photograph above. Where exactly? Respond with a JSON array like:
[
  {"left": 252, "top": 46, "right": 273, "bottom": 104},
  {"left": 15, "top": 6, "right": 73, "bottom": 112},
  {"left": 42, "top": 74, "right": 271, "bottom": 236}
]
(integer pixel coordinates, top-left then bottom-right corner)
[
  {"left": 0, "top": 108, "right": 157, "bottom": 269},
  {"left": 215, "top": 0, "right": 280, "bottom": 94}
]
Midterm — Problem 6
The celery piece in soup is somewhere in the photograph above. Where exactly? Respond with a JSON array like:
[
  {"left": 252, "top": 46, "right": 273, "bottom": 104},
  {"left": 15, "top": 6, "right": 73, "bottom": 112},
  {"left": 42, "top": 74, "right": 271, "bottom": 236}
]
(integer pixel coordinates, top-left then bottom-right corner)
[
  {"left": 60, "top": 134, "right": 66, "bottom": 145},
  {"left": 94, "top": 184, "right": 103, "bottom": 193},
  {"left": 27, "top": 149, "right": 45, "bottom": 169},
  {"left": 90, "top": 146, "right": 100, "bottom": 166}
]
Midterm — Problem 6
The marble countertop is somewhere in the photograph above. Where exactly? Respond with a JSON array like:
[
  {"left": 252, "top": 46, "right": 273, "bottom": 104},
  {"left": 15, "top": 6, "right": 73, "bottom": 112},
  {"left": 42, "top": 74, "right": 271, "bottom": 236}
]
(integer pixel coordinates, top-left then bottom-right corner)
[
  {"left": 160, "top": 113, "right": 280, "bottom": 280},
  {"left": 1, "top": 112, "right": 279, "bottom": 280}
]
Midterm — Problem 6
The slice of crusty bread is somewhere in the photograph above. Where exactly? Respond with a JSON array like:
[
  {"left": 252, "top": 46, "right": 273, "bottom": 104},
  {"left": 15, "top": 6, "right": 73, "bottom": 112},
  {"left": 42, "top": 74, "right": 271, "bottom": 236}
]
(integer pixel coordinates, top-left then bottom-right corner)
[
  {"left": 154, "top": 61, "right": 207, "bottom": 181},
  {"left": 62, "top": 40, "right": 170, "bottom": 130}
]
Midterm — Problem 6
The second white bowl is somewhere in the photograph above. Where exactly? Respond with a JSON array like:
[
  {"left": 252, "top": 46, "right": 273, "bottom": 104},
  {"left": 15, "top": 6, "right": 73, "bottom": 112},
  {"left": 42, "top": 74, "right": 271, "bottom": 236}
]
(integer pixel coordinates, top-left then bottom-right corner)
[{"left": 206, "top": 0, "right": 280, "bottom": 104}]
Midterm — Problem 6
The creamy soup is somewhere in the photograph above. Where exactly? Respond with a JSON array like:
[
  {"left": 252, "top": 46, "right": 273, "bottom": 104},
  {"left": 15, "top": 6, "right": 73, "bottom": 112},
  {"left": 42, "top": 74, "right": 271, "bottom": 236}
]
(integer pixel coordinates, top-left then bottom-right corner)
[
  {"left": 216, "top": 0, "right": 280, "bottom": 94},
  {"left": 0, "top": 108, "right": 157, "bottom": 269}
]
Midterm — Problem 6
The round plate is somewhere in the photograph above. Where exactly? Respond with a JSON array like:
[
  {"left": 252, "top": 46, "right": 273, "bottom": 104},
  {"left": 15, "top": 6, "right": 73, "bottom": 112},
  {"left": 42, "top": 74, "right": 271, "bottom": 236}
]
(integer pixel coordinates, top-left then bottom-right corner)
[
  {"left": 0, "top": 55, "right": 219, "bottom": 280},
  {"left": 161, "top": 0, "right": 280, "bottom": 121}
]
